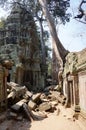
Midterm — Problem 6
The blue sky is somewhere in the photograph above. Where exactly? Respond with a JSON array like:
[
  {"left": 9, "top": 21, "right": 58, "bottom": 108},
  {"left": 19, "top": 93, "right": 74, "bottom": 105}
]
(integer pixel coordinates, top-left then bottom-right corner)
[
  {"left": 0, "top": 0, "right": 86, "bottom": 52},
  {"left": 58, "top": 0, "right": 86, "bottom": 52}
]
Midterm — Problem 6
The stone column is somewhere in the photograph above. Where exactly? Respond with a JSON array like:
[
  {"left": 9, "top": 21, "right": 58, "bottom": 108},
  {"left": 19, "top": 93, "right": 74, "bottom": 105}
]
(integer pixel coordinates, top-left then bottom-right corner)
[
  {"left": 15, "top": 64, "right": 24, "bottom": 85},
  {"left": 73, "top": 74, "right": 80, "bottom": 112},
  {"left": 0, "top": 65, "right": 8, "bottom": 111}
]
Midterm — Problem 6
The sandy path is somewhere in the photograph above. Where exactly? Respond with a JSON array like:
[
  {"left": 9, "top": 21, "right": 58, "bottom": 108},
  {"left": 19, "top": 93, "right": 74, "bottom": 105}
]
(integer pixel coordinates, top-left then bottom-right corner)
[{"left": 30, "top": 106, "right": 81, "bottom": 130}]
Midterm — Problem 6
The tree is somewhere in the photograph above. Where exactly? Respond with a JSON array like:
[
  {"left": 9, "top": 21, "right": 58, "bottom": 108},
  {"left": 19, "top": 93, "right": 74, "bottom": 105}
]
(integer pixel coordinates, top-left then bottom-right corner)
[
  {"left": 35, "top": 5, "right": 46, "bottom": 66},
  {"left": 74, "top": 0, "right": 86, "bottom": 24},
  {"left": 0, "top": 0, "right": 70, "bottom": 83},
  {"left": 38, "top": 0, "right": 69, "bottom": 83}
]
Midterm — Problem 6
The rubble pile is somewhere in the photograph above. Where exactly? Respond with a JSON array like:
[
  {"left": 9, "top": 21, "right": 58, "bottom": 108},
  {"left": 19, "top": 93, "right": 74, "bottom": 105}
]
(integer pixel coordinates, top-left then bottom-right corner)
[{"left": 2, "top": 82, "right": 67, "bottom": 122}]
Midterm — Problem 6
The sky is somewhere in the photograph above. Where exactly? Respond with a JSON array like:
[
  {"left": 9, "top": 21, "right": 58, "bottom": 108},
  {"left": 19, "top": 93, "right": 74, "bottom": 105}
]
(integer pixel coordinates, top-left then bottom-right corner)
[
  {"left": 0, "top": 0, "right": 86, "bottom": 52},
  {"left": 58, "top": 0, "right": 86, "bottom": 52}
]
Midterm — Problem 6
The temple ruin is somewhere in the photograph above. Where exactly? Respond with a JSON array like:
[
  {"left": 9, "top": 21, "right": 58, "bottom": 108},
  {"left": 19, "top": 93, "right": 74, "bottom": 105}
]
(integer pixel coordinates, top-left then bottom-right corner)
[
  {"left": 62, "top": 48, "right": 86, "bottom": 118},
  {"left": 0, "top": 3, "right": 46, "bottom": 94}
]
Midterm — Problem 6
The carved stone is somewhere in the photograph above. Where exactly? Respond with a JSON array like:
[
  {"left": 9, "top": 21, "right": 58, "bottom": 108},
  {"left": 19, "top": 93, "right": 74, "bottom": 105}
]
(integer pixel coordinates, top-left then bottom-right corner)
[{"left": 0, "top": 3, "right": 46, "bottom": 91}]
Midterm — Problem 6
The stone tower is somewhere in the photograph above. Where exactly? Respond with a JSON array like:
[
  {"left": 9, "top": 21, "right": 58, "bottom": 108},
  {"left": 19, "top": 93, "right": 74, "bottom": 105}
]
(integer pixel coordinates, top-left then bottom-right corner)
[{"left": 0, "top": 3, "right": 45, "bottom": 91}]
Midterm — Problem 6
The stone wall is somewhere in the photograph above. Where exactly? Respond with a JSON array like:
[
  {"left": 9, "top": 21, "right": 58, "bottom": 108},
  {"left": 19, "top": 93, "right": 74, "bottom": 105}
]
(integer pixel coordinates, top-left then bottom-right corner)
[
  {"left": 77, "top": 48, "right": 86, "bottom": 114},
  {"left": 78, "top": 71, "right": 86, "bottom": 112},
  {"left": 63, "top": 49, "right": 86, "bottom": 112}
]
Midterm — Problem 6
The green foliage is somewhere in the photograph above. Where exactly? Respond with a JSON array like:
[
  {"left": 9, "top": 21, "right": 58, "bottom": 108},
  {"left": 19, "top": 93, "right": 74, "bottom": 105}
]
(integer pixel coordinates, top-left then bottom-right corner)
[
  {"left": 0, "top": 17, "right": 5, "bottom": 28},
  {"left": 47, "top": 0, "right": 71, "bottom": 24},
  {"left": 0, "top": 0, "right": 70, "bottom": 24},
  {"left": 0, "top": 21, "right": 4, "bottom": 28}
]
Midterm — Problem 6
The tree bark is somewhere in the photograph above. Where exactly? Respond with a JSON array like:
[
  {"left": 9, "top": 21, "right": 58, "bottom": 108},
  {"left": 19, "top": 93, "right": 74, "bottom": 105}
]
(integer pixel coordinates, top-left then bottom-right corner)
[
  {"left": 36, "top": 14, "right": 46, "bottom": 65},
  {"left": 38, "top": 0, "right": 68, "bottom": 82}
]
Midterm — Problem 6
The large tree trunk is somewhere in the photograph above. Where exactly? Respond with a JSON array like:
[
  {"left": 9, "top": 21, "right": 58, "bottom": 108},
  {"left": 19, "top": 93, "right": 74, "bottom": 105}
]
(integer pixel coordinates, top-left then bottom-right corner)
[
  {"left": 36, "top": 14, "right": 46, "bottom": 65},
  {"left": 38, "top": 0, "right": 68, "bottom": 83}
]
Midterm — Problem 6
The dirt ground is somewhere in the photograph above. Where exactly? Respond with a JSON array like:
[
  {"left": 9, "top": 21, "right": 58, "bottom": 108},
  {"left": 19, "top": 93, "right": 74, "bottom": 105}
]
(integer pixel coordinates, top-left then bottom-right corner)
[{"left": 0, "top": 104, "right": 85, "bottom": 130}]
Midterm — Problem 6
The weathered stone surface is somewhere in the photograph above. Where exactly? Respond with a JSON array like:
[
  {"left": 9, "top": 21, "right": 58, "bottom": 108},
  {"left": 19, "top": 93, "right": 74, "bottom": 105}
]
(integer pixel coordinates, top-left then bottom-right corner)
[
  {"left": 56, "top": 108, "right": 60, "bottom": 116},
  {"left": 50, "top": 101, "right": 58, "bottom": 106},
  {"left": 28, "top": 100, "right": 36, "bottom": 110},
  {"left": 75, "top": 105, "right": 80, "bottom": 112},
  {"left": 53, "top": 85, "right": 60, "bottom": 91},
  {"left": 38, "top": 102, "right": 52, "bottom": 112},
  {"left": 0, "top": 64, "right": 7, "bottom": 111},
  {"left": 8, "top": 112, "right": 18, "bottom": 119},
  {"left": 7, "top": 82, "right": 19, "bottom": 88},
  {"left": 24, "top": 90, "right": 33, "bottom": 99},
  {"left": 11, "top": 99, "right": 27, "bottom": 112},
  {"left": 63, "top": 52, "right": 78, "bottom": 76},
  {"left": 13, "top": 86, "right": 26, "bottom": 98},
  {"left": 16, "top": 115, "right": 23, "bottom": 121},
  {"left": 40, "top": 93, "right": 47, "bottom": 100},
  {"left": 7, "top": 90, "right": 16, "bottom": 99},
  {"left": 22, "top": 103, "right": 42, "bottom": 121},
  {"left": 50, "top": 91, "right": 60, "bottom": 98},
  {"left": 32, "top": 93, "right": 41, "bottom": 102},
  {"left": 77, "top": 48, "right": 86, "bottom": 70},
  {"left": 48, "top": 91, "right": 60, "bottom": 101},
  {"left": 0, "top": 114, "right": 6, "bottom": 123},
  {"left": 7, "top": 82, "right": 26, "bottom": 99},
  {"left": 44, "top": 85, "right": 55, "bottom": 92},
  {"left": 22, "top": 103, "right": 32, "bottom": 121},
  {"left": 62, "top": 48, "right": 86, "bottom": 115},
  {"left": 32, "top": 111, "right": 48, "bottom": 119},
  {"left": 0, "top": 2, "right": 46, "bottom": 91}
]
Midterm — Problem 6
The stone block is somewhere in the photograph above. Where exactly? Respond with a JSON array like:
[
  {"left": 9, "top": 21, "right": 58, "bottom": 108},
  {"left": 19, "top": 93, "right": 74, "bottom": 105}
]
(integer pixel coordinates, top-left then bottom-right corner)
[
  {"left": 38, "top": 102, "right": 52, "bottom": 112},
  {"left": 28, "top": 100, "right": 36, "bottom": 110},
  {"left": 11, "top": 99, "right": 27, "bottom": 112},
  {"left": 8, "top": 112, "right": 18, "bottom": 119},
  {"left": 32, "top": 93, "right": 41, "bottom": 102}
]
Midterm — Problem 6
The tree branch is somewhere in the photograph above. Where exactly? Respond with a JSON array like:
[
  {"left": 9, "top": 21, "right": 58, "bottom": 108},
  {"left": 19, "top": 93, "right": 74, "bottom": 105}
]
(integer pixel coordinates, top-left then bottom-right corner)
[
  {"left": 75, "top": 0, "right": 86, "bottom": 19},
  {"left": 74, "top": 18, "right": 86, "bottom": 24}
]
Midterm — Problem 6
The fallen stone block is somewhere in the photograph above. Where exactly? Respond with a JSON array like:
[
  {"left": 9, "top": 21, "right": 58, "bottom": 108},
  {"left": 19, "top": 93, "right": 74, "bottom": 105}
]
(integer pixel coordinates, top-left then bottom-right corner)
[
  {"left": 38, "top": 102, "right": 52, "bottom": 112},
  {"left": 32, "top": 111, "right": 48, "bottom": 119},
  {"left": 44, "top": 85, "right": 54, "bottom": 92},
  {"left": 11, "top": 99, "right": 27, "bottom": 112},
  {"left": 56, "top": 96, "right": 66, "bottom": 105},
  {"left": 50, "top": 91, "right": 60, "bottom": 98},
  {"left": 22, "top": 103, "right": 32, "bottom": 121},
  {"left": 22, "top": 103, "right": 37, "bottom": 121},
  {"left": 0, "top": 114, "right": 6, "bottom": 123},
  {"left": 16, "top": 115, "right": 23, "bottom": 121},
  {"left": 47, "top": 94, "right": 57, "bottom": 101},
  {"left": 23, "top": 90, "right": 33, "bottom": 100},
  {"left": 26, "top": 91, "right": 33, "bottom": 98},
  {"left": 7, "top": 82, "right": 19, "bottom": 90},
  {"left": 28, "top": 100, "right": 36, "bottom": 110},
  {"left": 56, "top": 108, "right": 60, "bottom": 116},
  {"left": 7, "top": 90, "right": 16, "bottom": 99},
  {"left": 22, "top": 103, "right": 47, "bottom": 121},
  {"left": 50, "top": 101, "right": 58, "bottom": 106},
  {"left": 53, "top": 85, "right": 59, "bottom": 91},
  {"left": 13, "top": 86, "right": 26, "bottom": 98},
  {"left": 41, "top": 99, "right": 49, "bottom": 102},
  {"left": 8, "top": 112, "right": 18, "bottom": 119},
  {"left": 40, "top": 93, "right": 47, "bottom": 100},
  {"left": 32, "top": 93, "right": 41, "bottom": 102},
  {"left": 7, "top": 85, "right": 26, "bottom": 100}
]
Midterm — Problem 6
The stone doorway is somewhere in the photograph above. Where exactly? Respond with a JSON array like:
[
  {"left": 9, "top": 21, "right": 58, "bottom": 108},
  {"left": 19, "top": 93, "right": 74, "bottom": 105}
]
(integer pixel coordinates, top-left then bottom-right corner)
[
  {"left": 7, "top": 73, "right": 10, "bottom": 82},
  {"left": 7, "top": 69, "right": 11, "bottom": 82},
  {"left": 68, "top": 81, "right": 74, "bottom": 107}
]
